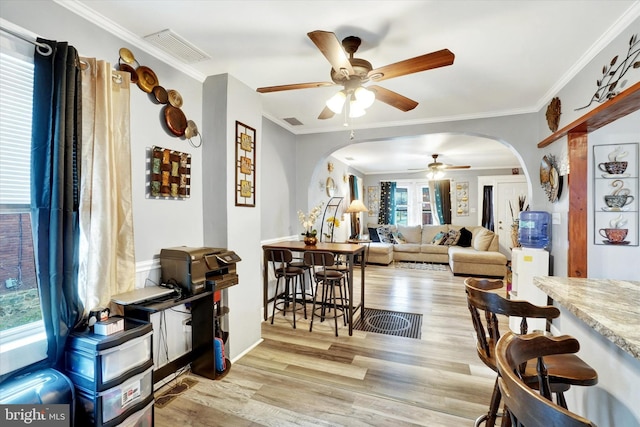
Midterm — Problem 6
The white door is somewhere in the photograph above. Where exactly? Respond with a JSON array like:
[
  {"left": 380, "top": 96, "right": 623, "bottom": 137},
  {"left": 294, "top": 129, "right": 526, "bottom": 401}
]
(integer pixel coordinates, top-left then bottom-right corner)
[{"left": 496, "top": 179, "right": 528, "bottom": 258}]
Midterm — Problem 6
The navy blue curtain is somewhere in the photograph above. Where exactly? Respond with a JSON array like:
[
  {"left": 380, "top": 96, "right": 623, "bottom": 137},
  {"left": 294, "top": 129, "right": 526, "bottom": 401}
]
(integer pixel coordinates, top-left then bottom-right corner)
[
  {"left": 30, "top": 39, "right": 83, "bottom": 370},
  {"left": 482, "top": 185, "right": 494, "bottom": 231},
  {"left": 433, "top": 180, "right": 451, "bottom": 224},
  {"left": 378, "top": 181, "right": 396, "bottom": 225}
]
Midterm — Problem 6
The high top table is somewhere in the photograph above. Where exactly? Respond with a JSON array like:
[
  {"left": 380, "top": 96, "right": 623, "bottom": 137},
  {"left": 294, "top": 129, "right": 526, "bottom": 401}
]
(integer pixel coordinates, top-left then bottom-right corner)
[{"left": 262, "top": 241, "right": 366, "bottom": 335}]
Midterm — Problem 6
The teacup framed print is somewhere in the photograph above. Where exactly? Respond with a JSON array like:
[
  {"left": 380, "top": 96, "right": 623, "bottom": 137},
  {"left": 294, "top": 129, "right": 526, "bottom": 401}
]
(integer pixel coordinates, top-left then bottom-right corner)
[
  {"left": 593, "top": 142, "right": 638, "bottom": 246},
  {"left": 235, "top": 121, "right": 256, "bottom": 207}
]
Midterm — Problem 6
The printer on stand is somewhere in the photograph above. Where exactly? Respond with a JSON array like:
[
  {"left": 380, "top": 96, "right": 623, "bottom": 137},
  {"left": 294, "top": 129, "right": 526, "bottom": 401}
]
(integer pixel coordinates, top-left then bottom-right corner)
[{"left": 159, "top": 246, "right": 241, "bottom": 296}]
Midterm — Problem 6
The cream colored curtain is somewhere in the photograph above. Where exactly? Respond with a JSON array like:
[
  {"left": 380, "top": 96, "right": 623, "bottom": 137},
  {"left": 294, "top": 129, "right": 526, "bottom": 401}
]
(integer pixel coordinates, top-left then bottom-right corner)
[{"left": 78, "top": 58, "right": 135, "bottom": 312}]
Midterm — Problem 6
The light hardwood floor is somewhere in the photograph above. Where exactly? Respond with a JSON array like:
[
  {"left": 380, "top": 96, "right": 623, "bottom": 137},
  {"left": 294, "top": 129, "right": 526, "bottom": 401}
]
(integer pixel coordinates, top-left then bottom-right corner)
[{"left": 154, "top": 264, "right": 497, "bottom": 426}]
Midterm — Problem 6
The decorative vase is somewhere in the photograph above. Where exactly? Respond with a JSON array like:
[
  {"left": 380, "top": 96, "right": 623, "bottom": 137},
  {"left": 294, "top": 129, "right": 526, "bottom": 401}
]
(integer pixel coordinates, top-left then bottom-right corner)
[
  {"left": 303, "top": 235, "right": 317, "bottom": 246},
  {"left": 511, "top": 220, "right": 521, "bottom": 248}
]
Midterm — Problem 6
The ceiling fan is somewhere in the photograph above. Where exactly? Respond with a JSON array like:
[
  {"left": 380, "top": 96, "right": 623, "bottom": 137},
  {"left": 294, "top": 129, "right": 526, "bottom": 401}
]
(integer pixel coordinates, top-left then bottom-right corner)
[
  {"left": 411, "top": 154, "right": 471, "bottom": 178},
  {"left": 256, "top": 30, "right": 455, "bottom": 120}
]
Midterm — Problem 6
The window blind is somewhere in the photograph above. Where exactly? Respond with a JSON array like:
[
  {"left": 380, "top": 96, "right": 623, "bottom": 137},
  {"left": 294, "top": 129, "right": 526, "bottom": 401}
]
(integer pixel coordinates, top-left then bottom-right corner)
[{"left": 0, "top": 52, "right": 33, "bottom": 207}]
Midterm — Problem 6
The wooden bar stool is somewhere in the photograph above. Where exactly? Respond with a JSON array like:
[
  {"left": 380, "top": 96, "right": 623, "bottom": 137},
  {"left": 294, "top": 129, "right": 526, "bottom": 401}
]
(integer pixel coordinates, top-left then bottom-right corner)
[
  {"left": 266, "top": 249, "right": 307, "bottom": 329},
  {"left": 464, "top": 277, "right": 504, "bottom": 292},
  {"left": 304, "top": 251, "right": 348, "bottom": 337},
  {"left": 465, "top": 281, "right": 597, "bottom": 427},
  {"left": 496, "top": 332, "right": 598, "bottom": 427}
]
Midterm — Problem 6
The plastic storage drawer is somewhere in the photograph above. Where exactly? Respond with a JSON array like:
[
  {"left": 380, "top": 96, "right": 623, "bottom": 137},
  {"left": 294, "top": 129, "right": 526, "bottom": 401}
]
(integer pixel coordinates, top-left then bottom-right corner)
[
  {"left": 76, "top": 367, "right": 154, "bottom": 427},
  {"left": 65, "top": 318, "right": 152, "bottom": 391},
  {"left": 118, "top": 401, "right": 154, "bottom": 427}
]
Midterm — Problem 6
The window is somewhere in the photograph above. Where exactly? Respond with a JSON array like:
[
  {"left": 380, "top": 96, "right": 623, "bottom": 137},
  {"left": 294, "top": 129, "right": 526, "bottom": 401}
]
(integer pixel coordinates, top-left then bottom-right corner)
[
  {"left": 421, "top": 186, "right": 433, "bottom": 225},
  {"left": 0, "top": 39, "right": 46, "bottom": 374},
  {"left": 395, "top": 187, "right": 408, "bottom": 225},
  {"left": 392, "top": 181, "right": 434, "bottom": 226}
]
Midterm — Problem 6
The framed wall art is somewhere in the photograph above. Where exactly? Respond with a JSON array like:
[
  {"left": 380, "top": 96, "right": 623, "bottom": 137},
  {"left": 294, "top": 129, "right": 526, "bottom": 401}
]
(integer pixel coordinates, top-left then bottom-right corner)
[
  {"left": 147, "top": 146, "right": 191, "bottom": 199},
  {"left": 367, "top": 186, "right": 379, "bottom": 217},
  {"left": 235, "top": 121, "right": 256, "bottom": 207},
  {"left": 593, "top": 142, "right": 638, "bottom": 246},
  {"left": 455, "top": 181, "right": 469, "bottom": 216}
]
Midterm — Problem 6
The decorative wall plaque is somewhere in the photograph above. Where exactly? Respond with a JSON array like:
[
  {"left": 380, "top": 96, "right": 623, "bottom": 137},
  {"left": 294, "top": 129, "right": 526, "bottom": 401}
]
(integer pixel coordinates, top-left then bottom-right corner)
[
  {"left": 235, "top": 121, "right": 256, "bottom": 207},
  {"left": 545, "top": 97, "right": 561, "bottom": 132},
  {"left": 148, "top": 146, "right": 191, "bottom": 199}
]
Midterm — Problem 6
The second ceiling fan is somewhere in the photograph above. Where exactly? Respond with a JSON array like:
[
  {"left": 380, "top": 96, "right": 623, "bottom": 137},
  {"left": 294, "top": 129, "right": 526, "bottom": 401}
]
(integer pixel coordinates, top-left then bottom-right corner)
[
  {"left": 410, "top": 154, "right": 471, "bottom": 178},
  {"left": 256, "top": 30, "right": 455, "bottom": 120}
]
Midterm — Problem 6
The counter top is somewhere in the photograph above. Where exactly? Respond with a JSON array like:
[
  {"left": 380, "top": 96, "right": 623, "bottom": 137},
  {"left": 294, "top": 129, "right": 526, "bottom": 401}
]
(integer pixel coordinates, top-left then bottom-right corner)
[{"left": 533, "top": 276, "right": 640, "bottom": 360}]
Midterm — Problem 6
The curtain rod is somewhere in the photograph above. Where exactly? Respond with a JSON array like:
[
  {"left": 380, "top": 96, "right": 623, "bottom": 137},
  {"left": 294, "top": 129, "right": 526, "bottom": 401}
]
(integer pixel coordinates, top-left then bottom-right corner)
[{"left": 0, "top": 25, "right": 52, "bottom": 56}]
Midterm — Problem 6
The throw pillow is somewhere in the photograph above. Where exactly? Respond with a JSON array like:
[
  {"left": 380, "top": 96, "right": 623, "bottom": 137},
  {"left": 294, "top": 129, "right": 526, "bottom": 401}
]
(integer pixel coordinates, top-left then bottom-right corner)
[
  {"left": 431, "top": 231, "right": 446, "bottom": 245},
  {"left": 368, "top": 227, "right": 380, "bottom": 242},
  {"left": 377, "top": 226, "right": 396, "bottom": 243},
  {"left": 457, "top": 227, "right": 473, "bottom": 247},
  {"left": 473, "top": 228, "right": 494, "bottom": 251},
  {"left": 393, "top": 231, "right": 407, "bottom": 244},
  {"left": 441, "top": 229, "right": 460, "bottom": 246}
]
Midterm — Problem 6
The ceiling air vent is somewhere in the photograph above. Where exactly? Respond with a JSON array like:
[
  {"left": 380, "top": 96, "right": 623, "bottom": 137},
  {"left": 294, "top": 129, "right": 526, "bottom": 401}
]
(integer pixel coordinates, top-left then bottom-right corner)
[
  {"left": 283, "top": 117, "right": 303, "bottom": 126},
  {"left": 143, "top": 29, "right": 211, "bottom": 64}
]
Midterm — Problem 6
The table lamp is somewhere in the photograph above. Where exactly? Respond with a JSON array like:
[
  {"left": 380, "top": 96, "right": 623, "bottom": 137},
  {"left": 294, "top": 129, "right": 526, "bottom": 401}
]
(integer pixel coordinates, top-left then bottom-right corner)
[{"left": 345, "top": 199, "right": 368, "bottom": 239}]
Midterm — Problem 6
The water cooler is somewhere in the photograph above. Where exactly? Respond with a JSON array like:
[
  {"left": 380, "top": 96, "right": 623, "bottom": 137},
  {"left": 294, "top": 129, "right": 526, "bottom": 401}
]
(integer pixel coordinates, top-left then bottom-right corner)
[{"left": 510, "top": 211, "right": 552, "bottom": 332}]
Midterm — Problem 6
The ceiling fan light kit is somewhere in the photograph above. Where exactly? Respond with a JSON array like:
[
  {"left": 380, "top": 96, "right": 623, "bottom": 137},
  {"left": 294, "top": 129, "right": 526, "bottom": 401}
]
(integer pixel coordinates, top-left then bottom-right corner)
[
  {"left": 354, "top": 86, "right": 375, "bottom": 108},
  {"left": 326, "top": 91, "right": 346, "bottom": 114},
  {"left": 426, "top": 170, "right": 445, "bottom": 180},
  {"left": 256, "top": 30, "right": 454, "bottom": 121}
]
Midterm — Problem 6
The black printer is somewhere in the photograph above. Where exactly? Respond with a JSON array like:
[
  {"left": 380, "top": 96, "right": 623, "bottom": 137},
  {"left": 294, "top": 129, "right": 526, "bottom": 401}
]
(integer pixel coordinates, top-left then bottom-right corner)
[{"left": 159, "top": 246, "right": 241, "bottom": 295}]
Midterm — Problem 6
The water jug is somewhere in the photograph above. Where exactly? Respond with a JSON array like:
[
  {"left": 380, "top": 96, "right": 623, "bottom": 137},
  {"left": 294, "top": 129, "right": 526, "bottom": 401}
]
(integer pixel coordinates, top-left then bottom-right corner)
[{"left": 518, "top": 211, "right": 551, "bottom": 249}]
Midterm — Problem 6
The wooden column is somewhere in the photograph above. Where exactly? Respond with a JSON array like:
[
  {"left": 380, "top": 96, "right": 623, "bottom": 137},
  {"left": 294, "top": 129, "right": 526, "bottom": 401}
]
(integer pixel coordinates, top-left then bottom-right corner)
[{"left": 567, "top": 132, "right": 588, "bottom": 277}]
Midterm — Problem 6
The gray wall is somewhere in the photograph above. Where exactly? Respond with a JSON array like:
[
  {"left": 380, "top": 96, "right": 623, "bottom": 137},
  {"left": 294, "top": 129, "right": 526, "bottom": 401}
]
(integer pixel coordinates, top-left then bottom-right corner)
[
  {"left": 1, "top": 1, "right": 205, "bottom": 264},
  {"left": 260, "top": 118, "right": 297, "bottom": 240}
]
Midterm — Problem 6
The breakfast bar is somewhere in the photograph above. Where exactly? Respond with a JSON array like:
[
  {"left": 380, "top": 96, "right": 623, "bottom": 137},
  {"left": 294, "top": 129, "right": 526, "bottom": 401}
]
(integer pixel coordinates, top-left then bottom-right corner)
[{"left": 533, "top": 276, "right": 640, "bottom": 427}]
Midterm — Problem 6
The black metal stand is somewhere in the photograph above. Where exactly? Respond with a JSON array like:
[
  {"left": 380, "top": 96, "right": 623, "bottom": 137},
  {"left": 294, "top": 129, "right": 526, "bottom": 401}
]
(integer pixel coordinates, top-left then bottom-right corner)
[{"left": 320, "top": 196, "right": 343, "bottom": 242}]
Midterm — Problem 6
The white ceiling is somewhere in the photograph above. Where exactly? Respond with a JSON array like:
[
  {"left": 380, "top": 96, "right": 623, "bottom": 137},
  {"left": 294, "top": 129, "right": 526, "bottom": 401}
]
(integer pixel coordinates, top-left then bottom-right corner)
[{"left": 60, "top": 0, "right": 639, "bottom": 174}]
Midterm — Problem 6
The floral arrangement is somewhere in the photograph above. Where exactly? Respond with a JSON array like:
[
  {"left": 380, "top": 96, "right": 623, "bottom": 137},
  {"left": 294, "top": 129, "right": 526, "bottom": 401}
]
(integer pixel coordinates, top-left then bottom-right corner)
[
  {"left": 323, "top": 216, "right": 341, "bottom": 240},
  {"left": 297, "top": 202, "right": 324, "bottom": 237}
]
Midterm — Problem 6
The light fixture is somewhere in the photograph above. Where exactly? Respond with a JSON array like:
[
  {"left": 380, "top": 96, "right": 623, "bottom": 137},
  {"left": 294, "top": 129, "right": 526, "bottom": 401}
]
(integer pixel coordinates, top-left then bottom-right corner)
[
  {"left": 345, "top": 199, "right": 368, "bottom": 214},
  {"left": 326, "top": 91, "right": 346, "bottom": 114},
  {"left": 326, "top": 85, "right": 375, "bottom": 118},
  {"left": 345, "top": 199, "right": 368, "bottom": 239},
  {"left": 348, "top": 100, "right": 366, "bottom": 118},
  {"left": 353, "top": 86, "right": 375, "bottom": 109},
  {"left": 426, "top": 169, "right": 445, "bottom": 180}
]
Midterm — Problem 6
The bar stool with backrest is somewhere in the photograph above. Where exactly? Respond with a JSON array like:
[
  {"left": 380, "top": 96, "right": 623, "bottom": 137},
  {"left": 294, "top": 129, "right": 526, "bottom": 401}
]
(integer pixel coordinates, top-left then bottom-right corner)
[
  {"left": 496, "top": 331, "right": 598, "bottom": 427},
  {"left": 287, "top": 256, "right": 314, "bottom": 305},
  {"left": 304, "top": 251, "right": 349, "bottom": 337},
  {"left": 464, "top": 280, "right": 598, "bottom": 427},
  {"left": 266, "top": 248, "right": 307, "bottom": 329}
]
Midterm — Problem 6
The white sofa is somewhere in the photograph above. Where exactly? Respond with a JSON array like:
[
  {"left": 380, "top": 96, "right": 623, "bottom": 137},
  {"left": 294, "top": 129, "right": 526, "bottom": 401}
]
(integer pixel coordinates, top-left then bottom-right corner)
[{"left": 364, "top": 224, "right": 507, "bottom": 278}]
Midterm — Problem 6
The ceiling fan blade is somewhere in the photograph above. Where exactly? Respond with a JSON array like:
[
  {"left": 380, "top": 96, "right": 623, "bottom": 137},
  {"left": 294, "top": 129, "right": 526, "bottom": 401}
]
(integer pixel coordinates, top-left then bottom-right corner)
[
  {"left": 318, "top": 106, "right": 335, "bottom": 120},
  {"left": 443, "top": 165, "right": 471, "bottom": 169},
  {"left": 257, "top": 82, "right": 335, "bottom": 93},
  {"left": 368, "top": 85, "right": 418, "bottom": 111},
  {"left": 307, "top": 30, "right": 354, "bottom": 75},
  {"left": 368, "top": 49, "right": 455, "bottom": 82}
]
